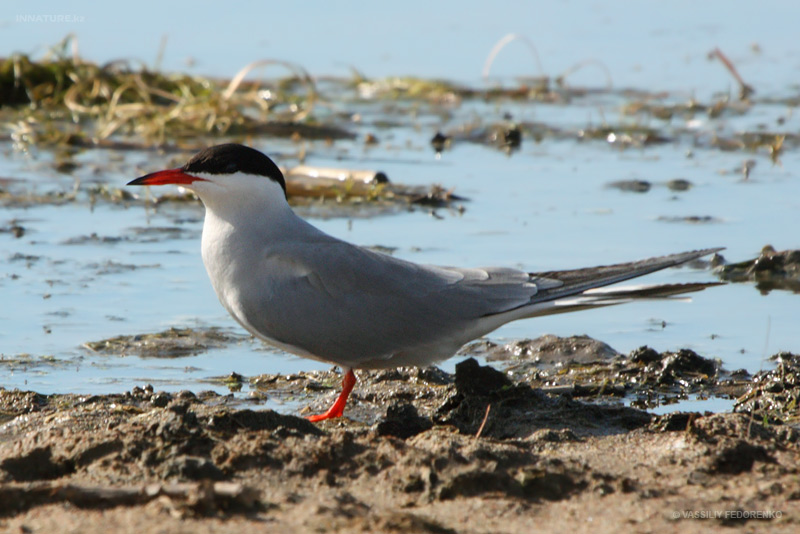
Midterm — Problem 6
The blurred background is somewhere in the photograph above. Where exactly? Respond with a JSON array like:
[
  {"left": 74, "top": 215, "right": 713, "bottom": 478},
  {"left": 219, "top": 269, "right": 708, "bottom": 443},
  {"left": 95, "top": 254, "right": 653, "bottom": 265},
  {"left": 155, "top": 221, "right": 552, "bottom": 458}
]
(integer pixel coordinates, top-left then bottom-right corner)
[{"left": 4, "top": 1, "right": 799, "bottom": 92}]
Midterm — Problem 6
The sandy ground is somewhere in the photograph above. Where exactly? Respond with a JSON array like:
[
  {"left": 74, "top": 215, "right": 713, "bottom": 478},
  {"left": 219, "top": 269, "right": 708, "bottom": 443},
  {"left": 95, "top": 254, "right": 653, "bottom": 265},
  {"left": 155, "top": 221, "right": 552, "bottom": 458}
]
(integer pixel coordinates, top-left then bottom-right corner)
[{"left": 1, "top": 351, "right": 798, "bottom": 533}]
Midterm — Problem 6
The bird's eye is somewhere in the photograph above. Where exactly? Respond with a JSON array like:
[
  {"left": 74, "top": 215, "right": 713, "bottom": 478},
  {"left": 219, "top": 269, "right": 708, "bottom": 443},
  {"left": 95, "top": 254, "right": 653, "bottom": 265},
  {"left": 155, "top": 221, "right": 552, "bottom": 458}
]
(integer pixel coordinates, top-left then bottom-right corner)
[{"left": 225, "top": 162, "right": 237, "bottom": 173}]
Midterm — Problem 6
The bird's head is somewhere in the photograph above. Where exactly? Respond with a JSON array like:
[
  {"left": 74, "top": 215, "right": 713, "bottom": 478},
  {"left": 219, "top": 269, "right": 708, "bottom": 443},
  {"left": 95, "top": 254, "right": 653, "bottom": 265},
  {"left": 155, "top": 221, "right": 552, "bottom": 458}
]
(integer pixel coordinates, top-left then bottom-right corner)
[{"left": 128, "top": 144, "right": 287, "bottom": 207}]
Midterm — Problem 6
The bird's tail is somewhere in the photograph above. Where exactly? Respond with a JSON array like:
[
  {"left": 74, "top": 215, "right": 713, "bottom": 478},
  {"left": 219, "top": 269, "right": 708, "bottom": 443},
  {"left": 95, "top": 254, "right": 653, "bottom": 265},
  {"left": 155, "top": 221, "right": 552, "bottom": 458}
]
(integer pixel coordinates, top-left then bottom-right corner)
[
  {"left": 519, "top": 247, "right": 724, "bottom": 318},
  {"left": 528, "top": 280, "right": 723, "bottom": 317}
]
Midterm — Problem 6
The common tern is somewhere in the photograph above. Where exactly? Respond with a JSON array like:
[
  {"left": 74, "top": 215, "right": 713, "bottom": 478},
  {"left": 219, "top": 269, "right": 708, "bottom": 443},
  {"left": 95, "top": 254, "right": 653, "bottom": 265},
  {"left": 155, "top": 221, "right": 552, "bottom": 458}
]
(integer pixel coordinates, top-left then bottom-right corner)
[{"left": 129, "top": 144, "right": 721, "bottom": 422}]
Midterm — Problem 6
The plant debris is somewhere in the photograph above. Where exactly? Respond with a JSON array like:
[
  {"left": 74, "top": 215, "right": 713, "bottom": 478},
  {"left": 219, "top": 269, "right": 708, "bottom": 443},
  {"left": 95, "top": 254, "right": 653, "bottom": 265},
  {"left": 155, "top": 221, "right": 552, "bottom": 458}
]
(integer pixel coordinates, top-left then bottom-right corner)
[
  {"left": 460, "top": 335, "right": 741, "bottom": 411},
  {"left": 735, "top": 352, "right": 800, "bottom": 424},
  {"left": 715, "top": 246, "right": 800, "bottom": 294},
  {"left": 1, "top": 39, "right": 351, "bottom": 148},
  {"left": 83, "top": 327, "right": 249, "bottom": 358},
  {"left": 3, "top": 37, "right": 799, "bottom": 160}
]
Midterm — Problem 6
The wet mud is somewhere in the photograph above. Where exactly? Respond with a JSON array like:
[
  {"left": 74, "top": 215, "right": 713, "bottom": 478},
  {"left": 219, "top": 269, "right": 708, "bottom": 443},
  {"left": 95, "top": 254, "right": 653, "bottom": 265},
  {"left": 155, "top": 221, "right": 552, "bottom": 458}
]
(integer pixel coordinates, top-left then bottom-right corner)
[{"left": 1, "top": 354, "right": 798, "bottom": 533}]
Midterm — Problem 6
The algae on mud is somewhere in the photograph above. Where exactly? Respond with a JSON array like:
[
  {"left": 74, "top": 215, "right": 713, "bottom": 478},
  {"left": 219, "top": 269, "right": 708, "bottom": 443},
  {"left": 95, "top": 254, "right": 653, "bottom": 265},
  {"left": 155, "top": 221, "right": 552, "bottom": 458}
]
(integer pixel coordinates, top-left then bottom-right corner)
[
  {"left": 4, "top": 39, "right": 800, "bottom": 160},
  {"left": 1, "top": 40, "right": 342, "bottom": 147},
  {"left": 461, "top": 335, "right": 741, "bottom": 413},
  {"left": 76, "top": 331, "right": 747, "bottom": 423},
  {"left": 715, "top": 246, "right": 800, "bottom": 294},
  {"left": 83, "top": 327, "right": 249, "bottom": 359},
  {"left": 0, "top": 156, "right": 465, "bottom": 211},
  {"left": 735, "top": 352, "right": 800, "bottom": 425}
]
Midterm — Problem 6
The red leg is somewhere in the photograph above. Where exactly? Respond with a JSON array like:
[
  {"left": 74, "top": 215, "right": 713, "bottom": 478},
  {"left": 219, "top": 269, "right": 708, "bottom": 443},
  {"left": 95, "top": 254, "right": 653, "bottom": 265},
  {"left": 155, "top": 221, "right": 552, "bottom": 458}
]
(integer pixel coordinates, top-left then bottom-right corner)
[{"left": 307, "top": 369, "right": 356, "bottom": 422}]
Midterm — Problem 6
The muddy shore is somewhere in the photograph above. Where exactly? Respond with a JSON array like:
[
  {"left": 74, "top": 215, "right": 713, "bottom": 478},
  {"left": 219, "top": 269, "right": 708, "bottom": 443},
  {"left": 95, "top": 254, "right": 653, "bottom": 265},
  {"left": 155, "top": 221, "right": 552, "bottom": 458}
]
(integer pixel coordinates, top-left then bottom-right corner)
[{"left": 1, "top": 347, "right": 798, "bottom": 533}]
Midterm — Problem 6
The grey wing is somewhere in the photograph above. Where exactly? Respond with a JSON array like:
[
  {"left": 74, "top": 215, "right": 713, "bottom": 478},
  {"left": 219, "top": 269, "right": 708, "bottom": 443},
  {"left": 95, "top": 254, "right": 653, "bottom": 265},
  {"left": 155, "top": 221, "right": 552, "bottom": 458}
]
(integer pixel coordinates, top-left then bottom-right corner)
[{"left": 237, "top": 241, "right": 551, "bottom": 366}]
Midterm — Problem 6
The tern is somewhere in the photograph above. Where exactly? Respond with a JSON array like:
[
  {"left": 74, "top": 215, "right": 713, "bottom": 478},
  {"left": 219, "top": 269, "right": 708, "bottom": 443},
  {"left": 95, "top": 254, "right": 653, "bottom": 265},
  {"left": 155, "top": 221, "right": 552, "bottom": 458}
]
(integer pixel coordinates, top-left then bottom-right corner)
[{"left": 129, "top": 144, "right": 721, "bottom": 422}]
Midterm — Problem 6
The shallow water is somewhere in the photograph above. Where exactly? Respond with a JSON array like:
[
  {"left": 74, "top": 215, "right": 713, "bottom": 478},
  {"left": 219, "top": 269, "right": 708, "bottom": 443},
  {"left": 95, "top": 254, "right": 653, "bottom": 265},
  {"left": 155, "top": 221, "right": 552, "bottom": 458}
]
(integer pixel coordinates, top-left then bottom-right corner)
[
  {"left": 2, "top": 3, "right": 799, "bottom": 413},
  {"left": 2, "top": 134, "right": 797, "bottom": 400}
]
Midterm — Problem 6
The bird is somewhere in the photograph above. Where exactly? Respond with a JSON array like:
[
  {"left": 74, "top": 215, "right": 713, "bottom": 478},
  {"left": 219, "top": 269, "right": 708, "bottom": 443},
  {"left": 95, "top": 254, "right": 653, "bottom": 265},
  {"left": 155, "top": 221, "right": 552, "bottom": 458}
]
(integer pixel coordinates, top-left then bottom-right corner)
[{"left": 128, "top": 143, "right": 722, "bottom": 422}]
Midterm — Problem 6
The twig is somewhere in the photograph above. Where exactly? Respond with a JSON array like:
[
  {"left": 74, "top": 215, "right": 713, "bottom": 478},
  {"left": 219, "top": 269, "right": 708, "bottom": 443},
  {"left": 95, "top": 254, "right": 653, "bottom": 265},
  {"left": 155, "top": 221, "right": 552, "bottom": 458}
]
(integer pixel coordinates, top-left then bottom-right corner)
[
  {"left": 222, "top": 59, "right": 317, "bottom": 121},
  {"left": 747, "top": 316, "right": 771, "bottom": 438},
  {"left": 710, "top": 47, "right": 755, "bottom": 100},
  {"left": 556, "top": 59, "right": 613, "bottom": 90},
  {"left": 475, "top": 404, "right": 492, "bottom": 439},
  {"left": 482, "top": 33, "right": 544, "bottom": 80}
]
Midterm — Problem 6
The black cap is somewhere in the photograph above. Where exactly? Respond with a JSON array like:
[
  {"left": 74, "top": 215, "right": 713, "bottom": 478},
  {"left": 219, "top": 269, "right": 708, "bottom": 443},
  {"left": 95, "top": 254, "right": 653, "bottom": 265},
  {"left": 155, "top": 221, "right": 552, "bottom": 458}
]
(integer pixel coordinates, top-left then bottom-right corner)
[{"left": 183, "top": 144, "right": 286, "bottom": 196}]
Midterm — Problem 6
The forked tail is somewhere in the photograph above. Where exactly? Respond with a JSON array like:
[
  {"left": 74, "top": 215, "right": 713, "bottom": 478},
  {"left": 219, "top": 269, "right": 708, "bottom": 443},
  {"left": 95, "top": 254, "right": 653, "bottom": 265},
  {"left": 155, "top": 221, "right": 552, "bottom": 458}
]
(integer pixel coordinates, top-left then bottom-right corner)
[{"left": 521, "top": 247, "right": 723, "bottom": 317}]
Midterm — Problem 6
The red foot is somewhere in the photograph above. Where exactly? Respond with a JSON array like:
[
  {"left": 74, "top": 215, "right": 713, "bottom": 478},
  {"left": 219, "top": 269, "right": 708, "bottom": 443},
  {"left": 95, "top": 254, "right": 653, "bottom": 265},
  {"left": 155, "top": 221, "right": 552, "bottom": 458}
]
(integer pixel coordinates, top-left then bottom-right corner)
[{"left": 307, "top": 369, "right": 356, "bottom": 422}]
